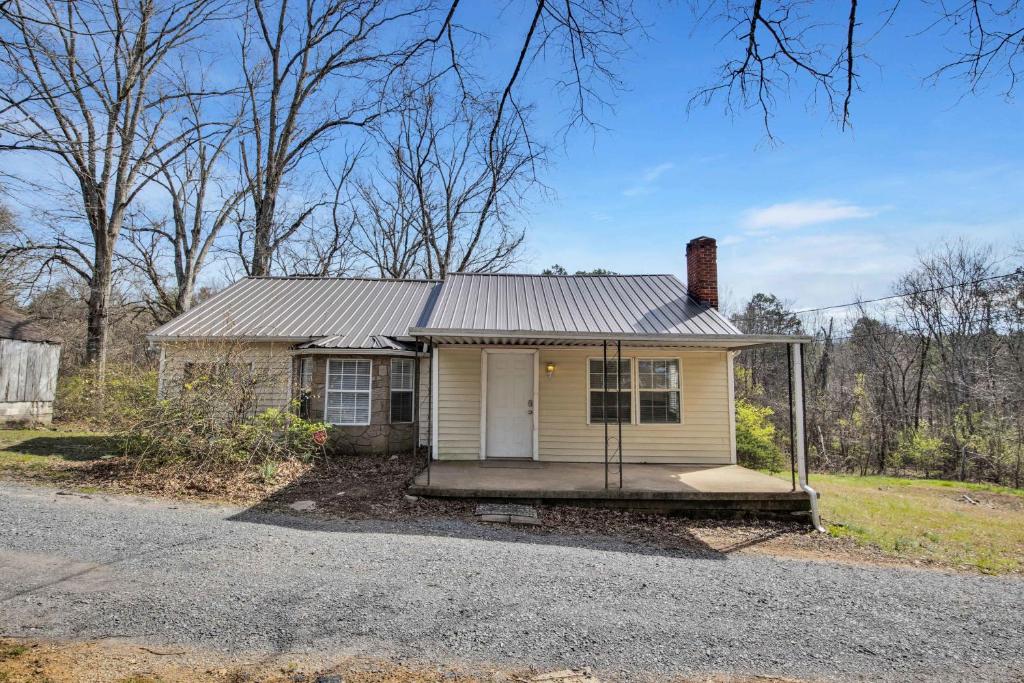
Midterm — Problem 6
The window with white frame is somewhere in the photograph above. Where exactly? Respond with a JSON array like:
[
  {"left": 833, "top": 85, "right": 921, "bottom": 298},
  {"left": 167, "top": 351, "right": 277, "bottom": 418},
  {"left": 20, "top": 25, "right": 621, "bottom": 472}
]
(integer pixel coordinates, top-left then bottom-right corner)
[
  {"left": 390, "top": 358, "right": 414, "bottom": 423},
  {"left": 638, "top": 359, "right": 681, "bottom": 424},
  {"left": 588, "top": 358, "right": 632, "bottom": 424},
  {"left": 325, "top": 359, "right": 371, "bottom": 425}
]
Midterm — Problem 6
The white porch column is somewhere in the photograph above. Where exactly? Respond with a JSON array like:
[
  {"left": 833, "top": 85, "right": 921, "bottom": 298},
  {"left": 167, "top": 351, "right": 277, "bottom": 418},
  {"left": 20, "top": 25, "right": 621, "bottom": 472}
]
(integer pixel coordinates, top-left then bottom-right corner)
[
  {"left": 789, "top": 342, "right": 807, "bottom": 486},
  {"left": 790, "top": 342, "right": 824, "bottom": 532}
]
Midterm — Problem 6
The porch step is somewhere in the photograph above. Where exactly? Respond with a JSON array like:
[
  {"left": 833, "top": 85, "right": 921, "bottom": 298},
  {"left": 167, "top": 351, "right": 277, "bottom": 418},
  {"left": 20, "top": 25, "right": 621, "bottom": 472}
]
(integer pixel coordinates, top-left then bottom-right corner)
[{"left": 475, "top": 503, "right": 541, "bottom": 525}]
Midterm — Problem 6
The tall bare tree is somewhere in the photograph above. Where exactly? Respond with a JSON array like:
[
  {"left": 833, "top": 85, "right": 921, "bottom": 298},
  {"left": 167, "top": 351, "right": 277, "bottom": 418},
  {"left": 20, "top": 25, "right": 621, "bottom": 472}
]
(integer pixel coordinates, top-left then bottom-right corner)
[
  {"left": 123, "top": 90, "right": 248, "bottom": 323},
  {"left": 357, "top": 85, "right": 540, "bottom": 278},
  {"left": 234, "top": 0, "right": 432, "bottom": 276},
  {"left": 0, "top": 0, "right": 226, "bottom": 380}
]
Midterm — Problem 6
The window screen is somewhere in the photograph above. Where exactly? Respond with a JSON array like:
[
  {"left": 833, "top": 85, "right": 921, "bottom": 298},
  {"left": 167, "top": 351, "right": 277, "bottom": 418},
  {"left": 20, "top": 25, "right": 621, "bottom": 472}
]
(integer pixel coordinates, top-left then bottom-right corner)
[
  {"left": 638, "top": 359, "right": 681, "bottom": 424},
  {"left": 325, "top": 359, "right": 371, "bottom": 425},
  {"left": 588, "top": 358, "right": 632, "bottom": 423},
  {"left": 390, "top": 358, "right": 414, "bottom": 423}
]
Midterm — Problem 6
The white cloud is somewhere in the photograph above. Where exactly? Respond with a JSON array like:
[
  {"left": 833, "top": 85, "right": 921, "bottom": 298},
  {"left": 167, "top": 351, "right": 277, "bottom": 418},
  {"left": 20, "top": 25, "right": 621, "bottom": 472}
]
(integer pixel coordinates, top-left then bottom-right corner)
[
  {"left": 641, "top": 162, "right": 674, "bottom": 183},
  {"left": 742, "top": 199, "right": 877, "bottom": 231},
  {"left": 623, "top": 162, "right": 675, "bottom": 197}
]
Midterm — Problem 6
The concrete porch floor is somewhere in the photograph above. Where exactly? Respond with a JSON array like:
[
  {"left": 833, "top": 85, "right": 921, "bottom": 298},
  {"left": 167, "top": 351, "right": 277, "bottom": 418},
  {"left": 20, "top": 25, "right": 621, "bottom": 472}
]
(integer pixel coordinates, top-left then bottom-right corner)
[{"left": 408, "top": 461, "right": 811, "bottom": 517}]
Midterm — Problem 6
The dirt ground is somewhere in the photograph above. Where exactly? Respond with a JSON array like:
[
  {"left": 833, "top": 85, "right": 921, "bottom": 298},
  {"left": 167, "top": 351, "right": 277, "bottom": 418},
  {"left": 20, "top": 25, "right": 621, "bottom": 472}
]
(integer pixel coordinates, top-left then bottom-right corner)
[
  {"left": 0, "top": 451, "right": 949, "bottom": 574},
  {"left": 0, "top": 638, "right": 808, "bottom": 683}
]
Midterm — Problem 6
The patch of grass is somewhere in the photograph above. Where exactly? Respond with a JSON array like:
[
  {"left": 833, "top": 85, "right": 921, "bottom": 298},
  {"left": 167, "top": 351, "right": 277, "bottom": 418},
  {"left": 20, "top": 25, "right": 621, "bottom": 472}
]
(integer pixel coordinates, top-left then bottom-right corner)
[
  {"left": 809, "top": 473, "right": 1024, "bottom": 574},
  {"left": 0, "top": 644, "right": 27, "bottom": 661},
  {"left": 0, "top": 428, "right": 116, "bottom": 475}
]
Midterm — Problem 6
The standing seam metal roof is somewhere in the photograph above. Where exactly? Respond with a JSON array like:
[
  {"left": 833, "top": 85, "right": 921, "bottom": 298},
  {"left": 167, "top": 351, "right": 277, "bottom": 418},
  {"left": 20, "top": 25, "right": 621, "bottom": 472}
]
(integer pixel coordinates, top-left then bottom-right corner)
[
  {"left": 148, "top": 277, "right": 441, "bottom": 348},
  {"left": 418, "top": 273, "right": 740, "bottom": 336},
  {"left": 148, "top": 272, "right": 741, "bottom": 346}
]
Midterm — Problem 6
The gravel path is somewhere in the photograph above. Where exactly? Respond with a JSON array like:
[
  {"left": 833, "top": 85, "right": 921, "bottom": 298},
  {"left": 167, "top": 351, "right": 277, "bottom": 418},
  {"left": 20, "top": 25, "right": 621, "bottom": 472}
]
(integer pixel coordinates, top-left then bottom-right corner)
[{"left": 1, "top": 482, "right": 1021, "bottom": 682}]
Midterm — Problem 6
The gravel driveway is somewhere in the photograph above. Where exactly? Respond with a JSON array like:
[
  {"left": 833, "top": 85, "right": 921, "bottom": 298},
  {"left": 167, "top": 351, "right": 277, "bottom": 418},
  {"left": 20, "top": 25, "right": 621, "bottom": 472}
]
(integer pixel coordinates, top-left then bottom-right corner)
[{"left": 1, "top": 481, "right": 1021, "bottom": 682}]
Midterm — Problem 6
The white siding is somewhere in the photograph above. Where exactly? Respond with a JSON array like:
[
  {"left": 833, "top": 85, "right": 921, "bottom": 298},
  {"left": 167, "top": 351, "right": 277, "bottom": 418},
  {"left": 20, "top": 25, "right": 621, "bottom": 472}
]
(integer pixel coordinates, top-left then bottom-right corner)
[
  {"left": 436, "top": 347, "right": 481, "bottom": 459},
  {"left": 433, "top": 345, "right": 734, "bottom": 464}
]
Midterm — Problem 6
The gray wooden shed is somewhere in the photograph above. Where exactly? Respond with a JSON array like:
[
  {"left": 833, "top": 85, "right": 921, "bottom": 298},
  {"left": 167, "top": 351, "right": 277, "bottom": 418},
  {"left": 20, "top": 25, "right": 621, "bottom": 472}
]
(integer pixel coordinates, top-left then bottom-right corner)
[{"left": 0, "top": 308, "right": 62, "bottom": 426}]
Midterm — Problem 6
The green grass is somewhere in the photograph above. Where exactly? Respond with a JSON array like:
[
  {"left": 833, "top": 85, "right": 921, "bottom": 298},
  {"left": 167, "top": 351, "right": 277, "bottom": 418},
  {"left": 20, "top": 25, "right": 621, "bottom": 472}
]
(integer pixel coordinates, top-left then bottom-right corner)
[
  {"left": 0, "top": 428, "right": 116, "bottom": 474},
  {"left": 808, "top": 473, "right": 1024, "bottom": 574}
]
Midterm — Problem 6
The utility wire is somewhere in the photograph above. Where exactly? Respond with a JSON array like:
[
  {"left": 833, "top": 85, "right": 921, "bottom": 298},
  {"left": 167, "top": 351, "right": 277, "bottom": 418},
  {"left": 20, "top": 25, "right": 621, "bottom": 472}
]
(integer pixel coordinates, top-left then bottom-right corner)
[{"left": 792, "top": 271, "right": 1020, "bottom": 315}]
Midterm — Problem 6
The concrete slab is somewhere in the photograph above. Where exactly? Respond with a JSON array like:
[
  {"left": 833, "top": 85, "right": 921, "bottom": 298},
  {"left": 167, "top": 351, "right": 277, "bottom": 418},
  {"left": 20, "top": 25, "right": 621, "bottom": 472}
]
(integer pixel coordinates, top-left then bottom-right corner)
[{"left": 414, "top": 462, "right": 794, "bottom": 495}]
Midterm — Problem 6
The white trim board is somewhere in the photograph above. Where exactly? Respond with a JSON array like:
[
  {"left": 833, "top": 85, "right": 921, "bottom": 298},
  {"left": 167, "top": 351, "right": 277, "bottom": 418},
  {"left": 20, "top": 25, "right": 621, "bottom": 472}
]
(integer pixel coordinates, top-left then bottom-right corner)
[{"left": 431, "top": 344, "right": 439, "bottom": 460}]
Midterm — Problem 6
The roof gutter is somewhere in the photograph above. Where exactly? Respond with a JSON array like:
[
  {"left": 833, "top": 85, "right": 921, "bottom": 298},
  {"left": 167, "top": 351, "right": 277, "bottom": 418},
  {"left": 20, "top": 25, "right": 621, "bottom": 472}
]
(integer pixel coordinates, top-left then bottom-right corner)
[{"left": 409, "top": 328, "right": 813, "bottom": 349}]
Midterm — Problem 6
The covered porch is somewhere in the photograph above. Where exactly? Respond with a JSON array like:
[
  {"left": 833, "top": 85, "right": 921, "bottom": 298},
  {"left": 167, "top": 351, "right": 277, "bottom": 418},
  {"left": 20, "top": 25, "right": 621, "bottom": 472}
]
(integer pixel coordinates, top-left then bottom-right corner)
[
  {"left": 410, "top": 333, "right": 824, "bottom": 525},
  {"left": 408, "top": 461, "right": 812, "bottom": 517}
]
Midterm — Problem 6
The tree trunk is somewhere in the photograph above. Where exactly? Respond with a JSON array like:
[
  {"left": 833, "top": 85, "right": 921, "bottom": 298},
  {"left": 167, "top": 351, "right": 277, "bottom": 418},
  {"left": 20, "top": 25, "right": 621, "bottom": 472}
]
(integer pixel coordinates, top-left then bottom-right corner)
[
  {"left": 85, "top": 242, "right": 113, "bottom": 414},
  {"left": 251, "top": 187, "right": 277, "bottom": 276}
]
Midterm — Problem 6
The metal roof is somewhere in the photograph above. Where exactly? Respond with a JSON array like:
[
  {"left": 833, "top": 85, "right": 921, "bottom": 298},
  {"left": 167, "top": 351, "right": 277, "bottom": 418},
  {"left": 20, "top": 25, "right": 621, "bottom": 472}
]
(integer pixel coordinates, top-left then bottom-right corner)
[
  {"left": 148, "top": 277, "right": 440, "bottom": 348},
  {"left": 413, "top": 273, "right": 742, "bottom": 337},
  {"left": 0, "top": 308, "right": 61, "bottom": 344},
  {"left": 147, "top": 273, "right": 802, "bottom": 350}
]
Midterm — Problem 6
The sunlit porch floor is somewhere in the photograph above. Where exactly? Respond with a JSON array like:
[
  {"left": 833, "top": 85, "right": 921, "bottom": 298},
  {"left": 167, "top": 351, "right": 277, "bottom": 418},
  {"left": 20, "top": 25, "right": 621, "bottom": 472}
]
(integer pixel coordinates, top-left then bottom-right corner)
[{"left": 409, "top": 461, "right": 810, "bottom": 514}]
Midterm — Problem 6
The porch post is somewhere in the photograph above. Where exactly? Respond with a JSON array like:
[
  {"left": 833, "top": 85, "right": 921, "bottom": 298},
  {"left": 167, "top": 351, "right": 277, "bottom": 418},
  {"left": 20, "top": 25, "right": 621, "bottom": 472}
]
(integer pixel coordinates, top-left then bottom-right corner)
[
  {"left": 790, "top": 342, "right": 824, "bottom": 531},
  {"left": 617, "top": 339, "right": 623, "bottom": 489},
  {"left": 790, "top": 343, "right": 807, "bottom": 487},
  {"left": 603, "top": 339, "right": 609, "bottom": 490}
]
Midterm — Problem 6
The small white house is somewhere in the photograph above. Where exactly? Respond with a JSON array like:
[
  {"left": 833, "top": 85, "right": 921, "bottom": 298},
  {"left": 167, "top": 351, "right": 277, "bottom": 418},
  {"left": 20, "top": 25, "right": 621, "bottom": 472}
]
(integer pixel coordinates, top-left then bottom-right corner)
[{"left": 0, "top": 308, "right": 62, "bottom": 426}]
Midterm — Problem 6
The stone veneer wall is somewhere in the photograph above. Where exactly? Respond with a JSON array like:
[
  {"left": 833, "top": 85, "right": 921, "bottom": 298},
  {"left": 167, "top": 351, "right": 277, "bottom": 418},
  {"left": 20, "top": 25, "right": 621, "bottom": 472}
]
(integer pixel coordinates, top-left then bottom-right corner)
[{"left": 300, "top": 355, "right": 417, "bottom": 456}]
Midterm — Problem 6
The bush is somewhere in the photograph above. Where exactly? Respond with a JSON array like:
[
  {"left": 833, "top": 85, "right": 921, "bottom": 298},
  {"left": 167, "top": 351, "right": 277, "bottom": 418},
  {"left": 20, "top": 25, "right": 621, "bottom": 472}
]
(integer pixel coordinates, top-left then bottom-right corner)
[
  {"left": 735, "top": 398, "right": 786, "bottom": 472},
  {"left": 55, "top": 363, "right": 158, "bottom": 428},
  {"left": 892, "top": 427, "right": 945, "bottom": 475},
  {"left": 120, "top": 367, "right": 328, "bottom": 470}
]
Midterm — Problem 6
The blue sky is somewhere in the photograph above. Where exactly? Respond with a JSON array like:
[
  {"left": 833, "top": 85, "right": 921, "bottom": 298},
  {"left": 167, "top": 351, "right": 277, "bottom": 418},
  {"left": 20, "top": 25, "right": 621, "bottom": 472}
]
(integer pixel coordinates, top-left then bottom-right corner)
[{"left": 490, "top": 2, "right": 1024, "bottom": 313}]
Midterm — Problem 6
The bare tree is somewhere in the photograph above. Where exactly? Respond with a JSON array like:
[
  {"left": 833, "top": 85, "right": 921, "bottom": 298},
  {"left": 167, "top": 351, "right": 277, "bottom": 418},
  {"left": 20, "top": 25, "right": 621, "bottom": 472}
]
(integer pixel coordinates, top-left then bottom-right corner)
[
  {"left": 0, "top": 0, "right": 226, "bottom": 381},
  {"left": 357, "top": 85, "right": 541, "bottom": 278},
  {"left": 234, "top": 0, "right": 433, "bottom": 276},
  {"left": 690, "top": 1, "right": 1024, "bottom": 138},
  {"left": 0, "top": 201, "right": 30, "bottom": 305},
  {"left": 123, "top": 90, "right": 248, "bottom": 324},
  {"left": 273, "top": 155, "right": 361, "bottom": 276},
  {"left": 352, "top": 160, "right": 423, "bottom": 278}
]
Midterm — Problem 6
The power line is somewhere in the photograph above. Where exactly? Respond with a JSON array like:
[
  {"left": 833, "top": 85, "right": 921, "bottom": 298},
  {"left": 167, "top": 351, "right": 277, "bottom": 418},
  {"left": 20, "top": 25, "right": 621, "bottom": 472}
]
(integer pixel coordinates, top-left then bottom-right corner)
[{"left": 792, "top": 271, "right": 1020, "bottom": 315}]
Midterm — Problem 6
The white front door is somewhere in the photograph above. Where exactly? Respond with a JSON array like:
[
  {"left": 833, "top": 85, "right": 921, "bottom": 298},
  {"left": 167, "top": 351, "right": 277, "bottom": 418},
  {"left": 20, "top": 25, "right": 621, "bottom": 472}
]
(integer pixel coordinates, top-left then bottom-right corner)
[{"left": 485, "top": 352, "right": 535, "bottom": 458}]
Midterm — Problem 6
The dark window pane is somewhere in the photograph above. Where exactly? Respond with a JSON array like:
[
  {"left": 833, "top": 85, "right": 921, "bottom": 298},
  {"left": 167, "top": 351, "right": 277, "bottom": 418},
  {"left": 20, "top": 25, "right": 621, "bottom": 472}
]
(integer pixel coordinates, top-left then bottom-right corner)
[
  {"left": 590, "top": 390, "right": 631, "bottom": 423},
  {"left": 639, "top": 391, "right": 680, "bottom": 424},
  {"left": 391, "top": 390, "right": 414, "bottom": 423},
  {"left": 588, "top": 359, "right": 630, "bottom": 390}
]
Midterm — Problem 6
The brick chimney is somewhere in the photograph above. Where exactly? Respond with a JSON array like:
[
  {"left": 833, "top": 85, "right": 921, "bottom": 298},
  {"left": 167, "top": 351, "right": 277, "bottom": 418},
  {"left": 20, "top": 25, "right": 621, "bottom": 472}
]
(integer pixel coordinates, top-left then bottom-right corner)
[{"left": 686, "top": 236, "right": 718, "bottom": 309}]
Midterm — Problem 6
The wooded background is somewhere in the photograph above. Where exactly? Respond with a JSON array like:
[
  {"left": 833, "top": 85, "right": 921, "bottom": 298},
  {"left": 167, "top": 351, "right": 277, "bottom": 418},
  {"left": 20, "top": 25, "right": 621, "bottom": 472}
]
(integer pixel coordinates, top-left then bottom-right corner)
[{"left": 2, "top": 1, "right": 1022, "bottom": 485}]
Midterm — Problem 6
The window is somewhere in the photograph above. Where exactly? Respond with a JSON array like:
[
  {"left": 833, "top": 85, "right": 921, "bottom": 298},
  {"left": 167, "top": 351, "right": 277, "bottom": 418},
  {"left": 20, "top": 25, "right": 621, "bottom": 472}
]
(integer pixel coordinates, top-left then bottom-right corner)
[
  {"left": 638, "top": 359, "right": 681, "bottom": 424},
  {"left": 325, "top": 359, "right": 371, "bottom": 425},
  {"left": 299, "top": 357, "right": 314, "bottom": 391},
  {"left": 390, "top": 358, "right": 414, "bottom": 423},
  {"left": 588, "top": 358, "right": 632, "bottom": 423}
]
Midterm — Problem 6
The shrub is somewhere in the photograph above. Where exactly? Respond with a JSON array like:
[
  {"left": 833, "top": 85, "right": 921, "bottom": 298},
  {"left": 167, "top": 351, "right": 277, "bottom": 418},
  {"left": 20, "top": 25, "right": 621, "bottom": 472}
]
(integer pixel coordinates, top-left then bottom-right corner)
[
  {"left": 119, "top": 363, "right": 327, "bottom": 470},
  {"left": 735, "top": 398, "right": 786, "bottom": 472},
  {"left": 892, "top": 427, "right": 944, "bottom": 475},
  {"left": 55, "top": 363, "right": 158, "bottom": 428}
]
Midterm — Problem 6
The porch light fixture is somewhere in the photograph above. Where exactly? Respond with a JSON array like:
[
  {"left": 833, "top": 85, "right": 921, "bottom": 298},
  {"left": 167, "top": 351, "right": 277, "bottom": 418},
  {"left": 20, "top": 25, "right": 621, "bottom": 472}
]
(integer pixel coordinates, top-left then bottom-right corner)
[{"left": 545, "top": 362, "right": 556, "bottom": 377}]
